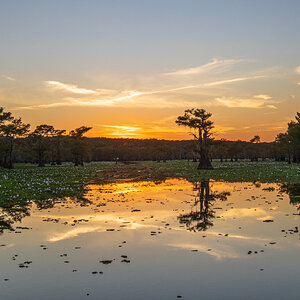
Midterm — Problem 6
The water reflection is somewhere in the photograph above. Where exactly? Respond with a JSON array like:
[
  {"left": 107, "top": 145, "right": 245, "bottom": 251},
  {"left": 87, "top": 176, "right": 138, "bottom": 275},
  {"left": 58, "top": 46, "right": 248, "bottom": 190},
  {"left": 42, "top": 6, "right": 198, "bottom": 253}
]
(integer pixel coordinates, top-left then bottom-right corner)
[
  {"left": 1, "top": 180, "right": 300, "bottom": 235},
  {"left": 0, "top": 179, "right": 300, "bottom": 299},
  {"left": 0, "top": 205, "right": 30, "bottom": 234},
  {"left": 280, "top": 183, "right": 300, "bottom": 212},
  {"left": 178, "top": 180, "right": 230, "bottom": 231}
]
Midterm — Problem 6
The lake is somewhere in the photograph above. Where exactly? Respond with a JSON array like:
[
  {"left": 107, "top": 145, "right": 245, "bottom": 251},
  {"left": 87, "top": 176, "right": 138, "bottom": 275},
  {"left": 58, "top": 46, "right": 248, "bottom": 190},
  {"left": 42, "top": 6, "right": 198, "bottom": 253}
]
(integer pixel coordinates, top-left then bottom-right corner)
[{"left": 0, "top": 178, "right": 300, "bottom": 299}]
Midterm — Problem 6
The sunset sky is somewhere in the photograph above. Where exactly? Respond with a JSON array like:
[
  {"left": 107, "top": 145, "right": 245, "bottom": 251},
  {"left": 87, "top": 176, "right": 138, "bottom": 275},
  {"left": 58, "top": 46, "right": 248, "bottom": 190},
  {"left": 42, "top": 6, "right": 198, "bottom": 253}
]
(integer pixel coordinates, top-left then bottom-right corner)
[{"left": 1, "top": 0, "right": 300, "bottom": 141}]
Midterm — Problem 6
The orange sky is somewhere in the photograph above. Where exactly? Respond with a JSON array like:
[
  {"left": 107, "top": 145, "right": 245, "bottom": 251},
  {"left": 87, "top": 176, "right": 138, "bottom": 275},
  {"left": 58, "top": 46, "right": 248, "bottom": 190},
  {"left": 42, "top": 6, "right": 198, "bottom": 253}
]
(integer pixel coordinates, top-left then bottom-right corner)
[{"left": 11, "top": 96, "right": 296, "bottom": 142}]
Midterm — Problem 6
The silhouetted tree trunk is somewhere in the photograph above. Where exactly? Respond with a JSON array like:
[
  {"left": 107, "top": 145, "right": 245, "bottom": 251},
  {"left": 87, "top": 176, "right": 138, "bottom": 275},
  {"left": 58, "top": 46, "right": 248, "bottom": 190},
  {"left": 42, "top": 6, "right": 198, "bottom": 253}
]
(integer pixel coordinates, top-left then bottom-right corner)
[
  {"left": 197, "top": 130, "right": 213, "bottom": 169},
  {"left": 7, "top": 138, "right": 14, "bottom": 169},
  {"left": 38, "top": 138, "right": 45, "bottom": 167}
]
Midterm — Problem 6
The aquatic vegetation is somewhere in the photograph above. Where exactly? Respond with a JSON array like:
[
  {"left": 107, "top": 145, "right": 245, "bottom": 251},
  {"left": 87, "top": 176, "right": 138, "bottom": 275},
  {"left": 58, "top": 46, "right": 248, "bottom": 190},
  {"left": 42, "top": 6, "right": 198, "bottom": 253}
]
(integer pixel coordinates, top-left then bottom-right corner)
[
  {"left": 1, "top": 160, "right": 300, "bottom": 207},
  {"left": 0, "top": 162, "right": 109, "bottom": 205},
  {"left": 142, "top": 160, "right": 300, "bottom": 183}
]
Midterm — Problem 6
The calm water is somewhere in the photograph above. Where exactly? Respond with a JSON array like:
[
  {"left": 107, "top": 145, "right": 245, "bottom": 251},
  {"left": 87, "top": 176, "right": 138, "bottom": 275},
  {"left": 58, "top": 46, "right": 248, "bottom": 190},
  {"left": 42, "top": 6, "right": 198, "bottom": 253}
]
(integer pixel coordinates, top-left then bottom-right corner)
[{"left": 0, "top": 179, "right": 300, "bottom": 299}]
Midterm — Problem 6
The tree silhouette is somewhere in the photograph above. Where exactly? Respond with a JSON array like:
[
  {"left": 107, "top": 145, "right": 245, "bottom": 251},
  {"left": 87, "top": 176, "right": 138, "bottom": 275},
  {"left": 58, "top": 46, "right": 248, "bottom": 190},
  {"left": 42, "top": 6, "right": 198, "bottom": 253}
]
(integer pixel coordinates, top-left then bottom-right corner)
[
  {"left": 51, "top": 129, "right": 66, "bottom": 165},
  {"left": 30, "top": 125, "right": 55, "bottom": 167},
  {"left": 250, "top": 135, "right": 261, "bottom": 143},
  {"left": 249, "top": 135, "right": 261, "bottom": 161},
  {"left": 0, "top": 107, "right": 13, "bottom": 124},
  {"left": 176, "top": 108, "right": 214, "bottom": 169},
  {"left": 276, "top": 133, "right": 292, "bottom": 164},
  {"left": 69, "top": 126, "right": 92, "bottom": 166},
  {"left": 0, "top": 107, "right": 14, "bottom": 166},
  {"left": 287, "top": 113, "right": 300, "bottom": 163},
  {"left": 276, "top": 112, "right": 300, "bottom": 163},
  {"left": 0, "top": 117, "right": 30, "bottom": 168}
]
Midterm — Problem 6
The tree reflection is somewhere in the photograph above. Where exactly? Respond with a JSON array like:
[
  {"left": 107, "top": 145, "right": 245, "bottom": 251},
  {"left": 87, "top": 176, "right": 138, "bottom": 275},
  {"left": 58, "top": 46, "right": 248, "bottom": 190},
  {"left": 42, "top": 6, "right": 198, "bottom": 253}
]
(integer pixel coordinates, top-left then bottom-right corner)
[
  {"left": 75, "top": 196, "right": 93, "bottom": 207},
  {"left": 280, "top": 183, "right": 300, "bottom": 212},
  {"left": 35, "top": 199, "right": 56, "bottom": 210},
  {"left": 0, "top": 195, "right": 95, "bottom": 234},
  {"left": 0, "top": 204, "right": 31, "bottom": 234},
  {"left": 178, "top": 180, "right": 230, "bottom": 231}
]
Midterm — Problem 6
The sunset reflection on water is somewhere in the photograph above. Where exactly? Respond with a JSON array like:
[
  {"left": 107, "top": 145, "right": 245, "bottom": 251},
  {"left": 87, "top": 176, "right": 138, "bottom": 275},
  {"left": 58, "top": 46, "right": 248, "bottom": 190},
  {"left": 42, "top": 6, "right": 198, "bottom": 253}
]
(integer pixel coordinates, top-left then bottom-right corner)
[{"left": 0, "top": 179, "right": 300, "bottom": 299}]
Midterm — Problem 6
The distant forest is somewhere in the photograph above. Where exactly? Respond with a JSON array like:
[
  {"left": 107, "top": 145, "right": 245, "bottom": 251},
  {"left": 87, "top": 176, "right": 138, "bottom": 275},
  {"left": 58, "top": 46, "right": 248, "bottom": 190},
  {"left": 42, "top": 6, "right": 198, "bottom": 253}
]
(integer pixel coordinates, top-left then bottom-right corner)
[
  {"left": 5, "top": 137, "right": 295, "bottom": 164},
  {"left": 0, "top": 107, "right": 299, "bottom": 168}
]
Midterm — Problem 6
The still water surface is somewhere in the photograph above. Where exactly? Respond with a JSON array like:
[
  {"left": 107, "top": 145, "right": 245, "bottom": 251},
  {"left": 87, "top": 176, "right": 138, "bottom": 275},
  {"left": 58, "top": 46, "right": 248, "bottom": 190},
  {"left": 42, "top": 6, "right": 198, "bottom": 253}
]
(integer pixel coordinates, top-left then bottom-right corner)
[{"left": 0, "top": 179, "right": 300, "bottom": 299}]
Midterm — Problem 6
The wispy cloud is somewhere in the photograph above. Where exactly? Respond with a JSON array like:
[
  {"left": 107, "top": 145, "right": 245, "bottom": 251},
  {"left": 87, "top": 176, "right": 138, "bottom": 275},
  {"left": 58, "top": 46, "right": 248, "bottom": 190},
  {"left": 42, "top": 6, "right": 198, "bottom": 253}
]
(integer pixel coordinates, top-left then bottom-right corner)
[
  {"left": 101, "top": 125, "right": 142, "bottom": 137},
  {"left": 215, "top": 96, "right": 277, "bottom": 109},
  {"left": 157, "top": 75, "right": 266, "bottom": 94},
  {"left": 45, "top": 81, "right": 99, "bottom": 95},
  {"left": 15, "top": 74, "right": 268, "bottom": 110},
  {"left": 238, "top": 121, "right": 287, "bottom": 132},
  {"left": 164, "top": 58, "right": 246, "bottom": 76},
  {"left": 2, "top": 74, "right": 16, "bottom": 81},
  {"left": 16, "top": 56, "right": 272, "bottom": 111},
  {"left": 254, "top": 94, "right": 272, "bottom": 100},
  {"left": 92, "top": 122, "right": 195, "bottom": 138},
  {"left": 213, "top": 125, "right": 238, "bottom": 134},
  {"left": 14, "top": 89, "right": 151, "bottom": 110}
]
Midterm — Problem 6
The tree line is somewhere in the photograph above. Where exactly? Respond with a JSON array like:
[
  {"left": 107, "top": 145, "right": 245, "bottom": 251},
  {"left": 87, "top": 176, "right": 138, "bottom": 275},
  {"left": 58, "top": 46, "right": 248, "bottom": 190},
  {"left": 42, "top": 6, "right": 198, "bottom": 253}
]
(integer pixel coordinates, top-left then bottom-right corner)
[
  {"left": 0, "top": 107, "right": 91, "bottom": 168},
  {"left": 0, "top": 107, "right": 299, "bottom": 169}
]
